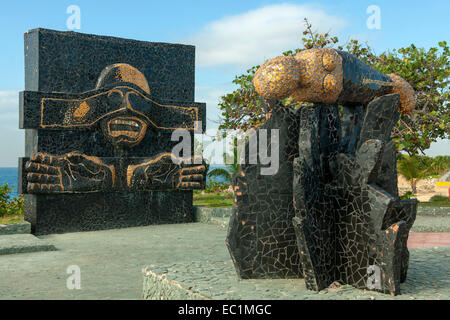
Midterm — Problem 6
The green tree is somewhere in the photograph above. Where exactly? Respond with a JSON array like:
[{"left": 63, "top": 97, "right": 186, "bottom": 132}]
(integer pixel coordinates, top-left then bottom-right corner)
[
  {"left": 207, "top": 137, "right": 241, "bottom": 184},
  {"left": 0, "top": 183, "right": 24, "bottom": 218},
  {"left": 397, "top": 155, "right": 431, "bottom": 194},
  {"left": 429, "top": 155, "right": 450, "bottom": 176},
  {"left": 218, "top": 19, "right": 449, "bottom": 156}
]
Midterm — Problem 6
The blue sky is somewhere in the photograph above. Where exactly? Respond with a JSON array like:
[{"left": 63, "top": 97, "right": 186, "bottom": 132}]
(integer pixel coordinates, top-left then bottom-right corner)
[{"left": 0, "top": 0, "right": 448, "bottom": 166}]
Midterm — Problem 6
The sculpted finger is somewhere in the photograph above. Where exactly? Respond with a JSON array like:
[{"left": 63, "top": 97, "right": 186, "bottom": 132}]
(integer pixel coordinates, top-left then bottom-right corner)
[
  {"left": 27, "top": 183, "right": 63, "bottom": 193},
  {"left": 27, "top": 172, "right": 61, "bottom": 184},
  {"left": 31, "top": 153, "right": 62, "bottom": 166},
  {"left": 181, "top": 165, "right": 206, "bottom": 175},
  {"left": 31, "top": 152, "right": 46, "bottom": 162},
  {"left": 181, "top": 174, "right": 204, "bottom": 182},
  {"left": 66, "top": 152, "right": 85, "bottom": 164},
  {"left": 25, "top": 161, "right": 59, "bottom": 175},
  {"left": 179, "top": 181, "right": 202, "bottom": 189}
]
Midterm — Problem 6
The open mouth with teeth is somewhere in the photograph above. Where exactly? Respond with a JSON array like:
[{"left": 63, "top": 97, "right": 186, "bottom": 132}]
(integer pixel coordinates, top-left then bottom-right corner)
[{"left": 106, "top": 116, "right": 147, "bottom": 145}]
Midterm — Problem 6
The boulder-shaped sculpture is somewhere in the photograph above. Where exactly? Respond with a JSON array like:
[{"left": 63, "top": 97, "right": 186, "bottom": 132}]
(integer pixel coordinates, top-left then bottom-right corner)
[
  {"left": 228, "top": 48, "right": 417, "bottom": 295},
  {"left": 227, "top": 100, "right": 303, "bottom": 279}
]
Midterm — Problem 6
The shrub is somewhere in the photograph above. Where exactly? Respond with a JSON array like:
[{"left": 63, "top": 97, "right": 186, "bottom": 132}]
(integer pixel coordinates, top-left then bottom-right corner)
[
  {"left": 204, "top": 179, "right": 230, "bottom": 194},
  {"left": 0, "top": 183, "right": 24, "bottom": 217},
  {"left": 429, "top": 195, "right": 449, "bottom": 202},
  {"left": 400, "top": 191, "right": 414, "bottom": 200}
]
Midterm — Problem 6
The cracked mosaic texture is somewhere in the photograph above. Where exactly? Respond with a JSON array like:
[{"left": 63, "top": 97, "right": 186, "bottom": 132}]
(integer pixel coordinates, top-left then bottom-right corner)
[
  {"left": 293, "top": 94, "right": 418, "bottom": 295},
  {"left": 253, "top": 48, "right": 415, "bottom": 114},
  {"left": 19, "top": 29, "right": 206, "bottom": 235},
  {"left": 226, "top": 100, "right": 303, "bottom": 279},
  {"left": 228, "top": 93, "right": 417, "bottom": 295},
  {"left": 388, "top": 73, "right": 416, "bottom": 114}
]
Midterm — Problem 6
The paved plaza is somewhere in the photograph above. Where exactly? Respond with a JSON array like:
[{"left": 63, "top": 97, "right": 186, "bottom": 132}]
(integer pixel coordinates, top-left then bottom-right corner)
[{"left": 0, "top": 222, "right": 448, "bottom": 300}]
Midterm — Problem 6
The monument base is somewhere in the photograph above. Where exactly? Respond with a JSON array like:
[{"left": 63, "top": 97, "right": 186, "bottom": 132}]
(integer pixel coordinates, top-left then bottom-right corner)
[{"left": 25, "top": 191, "right": 193, "bottom": 235}]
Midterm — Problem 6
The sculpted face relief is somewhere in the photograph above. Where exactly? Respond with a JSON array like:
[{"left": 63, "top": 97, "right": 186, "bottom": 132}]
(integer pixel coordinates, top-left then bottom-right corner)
[{"left": 22, "top": 63, "right": 206, "bottom": 193}]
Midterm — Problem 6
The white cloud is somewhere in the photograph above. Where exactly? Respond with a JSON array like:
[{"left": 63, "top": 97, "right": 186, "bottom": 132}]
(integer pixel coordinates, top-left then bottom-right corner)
[
  {"left": 425, "top": 138, "right": 450, "bottom": 157},
  {"left": 0, "top": 91, "right": 18, "bottom": 110},
  {"left": 188, "top": 3, "right": 347, "bottom": 67},
  {"left": 0, "top": 91, "right": 19, "bottom": 128},
  {"left": 196, "top": 85, "right": 231, "bottom": 129},
  {"left": 0, "top": 91, "right": 22, "bottom": 166}
]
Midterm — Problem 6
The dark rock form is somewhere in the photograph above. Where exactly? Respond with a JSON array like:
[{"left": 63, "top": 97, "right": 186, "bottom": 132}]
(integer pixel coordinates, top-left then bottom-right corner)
[
  {"left": 18, "top": 29, "right": 206, "bottom": 235},
  {"left": 226, "top": 101, "right": 303, "bottom": 279},
  {"left": 228, "top": 94, "right": 417, "bottom": 295},
  {"left": 294, "top": 94, "right": 417, "bottom": 295}
]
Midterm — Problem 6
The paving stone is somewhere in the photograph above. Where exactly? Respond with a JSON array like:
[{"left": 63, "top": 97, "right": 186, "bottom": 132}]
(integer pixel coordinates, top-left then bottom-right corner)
[
  {"left": 143, "top": 233, "right": 450, "bottom": 300},
  {"left": 0, "top": 234, "right": 56, "bottom": 255},
  {"left": 411, "top": 215, "right": 450, "bottom": 232},
  {"left": 0, "top": 222, "right": 447, "bottom": 300},
  {"left": 0, "top": 222, "right": 31, "bottom": 235}
]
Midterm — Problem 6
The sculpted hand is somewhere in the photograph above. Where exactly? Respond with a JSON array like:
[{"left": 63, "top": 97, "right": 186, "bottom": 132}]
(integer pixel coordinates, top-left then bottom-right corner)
[
  {"left": 25, "top": 152, "right": 115, "bottom": 193},
  {"left": 127, "top": 153, "right": 206, "bottom": 190}
]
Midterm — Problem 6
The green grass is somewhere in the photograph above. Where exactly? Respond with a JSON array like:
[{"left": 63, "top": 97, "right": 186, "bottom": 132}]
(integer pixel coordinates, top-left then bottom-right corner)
[
  {"left": 193, "top": 192, "right": 234, "bottom": 208},
  {"left": 418, "top": 201, "right": 450, "bottom": 207},
  {"left": 0, "top": 215, "right": 24, "bottom": 225},
  {"left": 194, "top": 191, "right": 450, "bottom": 209}
]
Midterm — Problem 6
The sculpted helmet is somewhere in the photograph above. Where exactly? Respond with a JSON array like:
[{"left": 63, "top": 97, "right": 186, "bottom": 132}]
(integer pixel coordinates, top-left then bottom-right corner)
[{"left": 95, "top": 63, "right": 151, "bottom": 148}]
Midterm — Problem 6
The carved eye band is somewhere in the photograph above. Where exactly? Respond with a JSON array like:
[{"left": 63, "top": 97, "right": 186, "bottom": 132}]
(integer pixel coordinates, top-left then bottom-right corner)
[{"left": 107, "top": 90, "right": 124, "bottom": 107}]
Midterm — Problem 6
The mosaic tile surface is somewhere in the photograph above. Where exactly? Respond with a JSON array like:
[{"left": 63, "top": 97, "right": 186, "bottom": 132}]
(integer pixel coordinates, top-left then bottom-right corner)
[
  {"left": 253, "top": 48, "right": 415, "bottom": 114},
  {"left": 226, "top": 100, "right": 303, "bottom": 279},
  {"left": 229, "top": 49, "right": 418, "bottom": 296},
  {"left": 19, "top": 29, "right": 206, "bottom": 235}
]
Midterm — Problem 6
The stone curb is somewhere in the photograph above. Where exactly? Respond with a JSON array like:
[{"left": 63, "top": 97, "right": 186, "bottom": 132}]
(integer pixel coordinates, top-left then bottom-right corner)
[
  {"left": 193, "top": 206, "right": 450, "bottom": 231},
  {"left": 193, "top": 206, "right": 231, "bottom": 223},
  {"left": 0, "top": 234, "right": 57, "bottom": 255},
  {"left": 416, "top": 206, "right": 449, "bottom": 216},
  {"left": 142, "top": 267, "right": 210, "bottom": 300},
  {"left": 193, "top": 206, "right": 449, "bottom": 218},
  {"left": 0, "top": 221, "right": 31, "bottom": 235}
]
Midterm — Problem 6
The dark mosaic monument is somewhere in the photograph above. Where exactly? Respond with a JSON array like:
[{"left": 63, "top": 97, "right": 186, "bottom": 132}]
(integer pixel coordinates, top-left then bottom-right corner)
[
  {"left": 227, "top": 48, "right": 418, "bottom": 295},
  {"left": 19, "top": 29, "right": 206, "bottom": 235}
]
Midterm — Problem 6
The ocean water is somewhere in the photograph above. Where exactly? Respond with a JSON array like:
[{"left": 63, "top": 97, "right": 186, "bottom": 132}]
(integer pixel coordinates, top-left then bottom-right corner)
[
  {"left": 0, "top": 167, "right": 19, "bottom": 200},
  {"left": 0, "top": 165, "right": 229, "bottom": 201}
]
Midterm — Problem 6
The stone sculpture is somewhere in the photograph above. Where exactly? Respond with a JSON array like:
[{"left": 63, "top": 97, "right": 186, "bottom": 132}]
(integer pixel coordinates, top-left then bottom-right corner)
[
  {"left": 227, "top": 48, "right": 417, "bottom": 295},
  {"left": 19, "top": 29, "right": 206, "bottom": 235}
]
